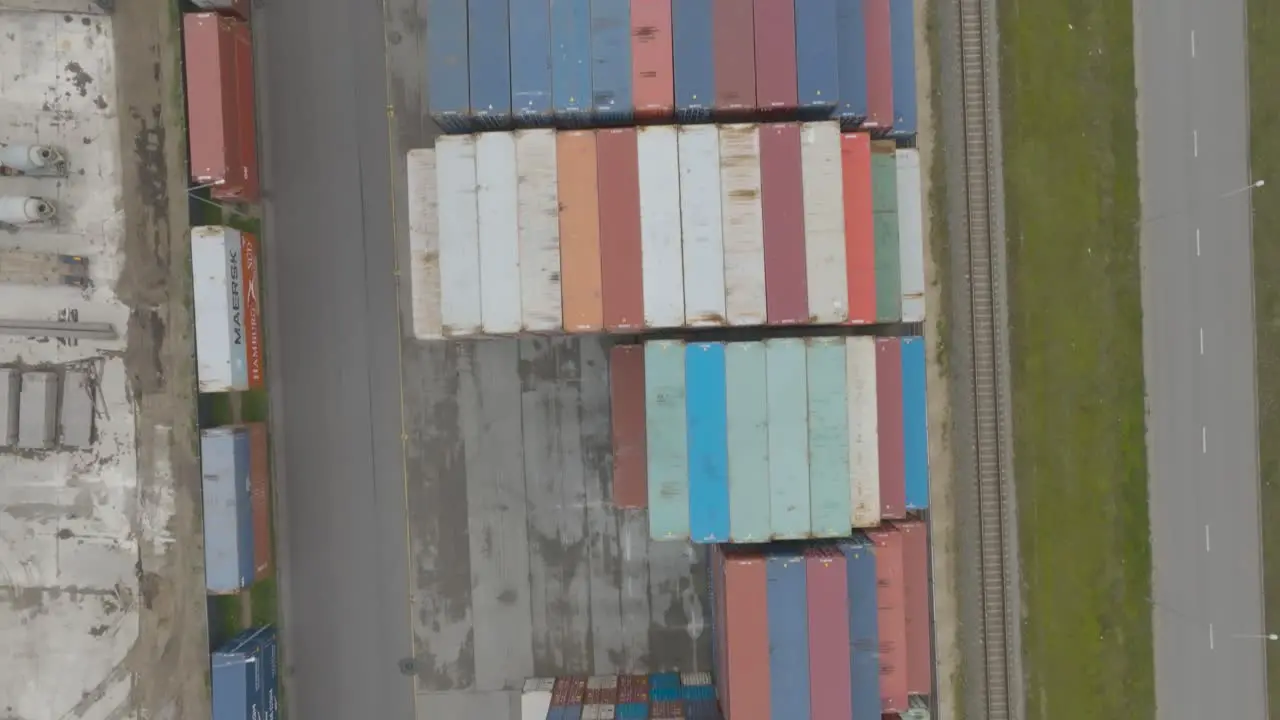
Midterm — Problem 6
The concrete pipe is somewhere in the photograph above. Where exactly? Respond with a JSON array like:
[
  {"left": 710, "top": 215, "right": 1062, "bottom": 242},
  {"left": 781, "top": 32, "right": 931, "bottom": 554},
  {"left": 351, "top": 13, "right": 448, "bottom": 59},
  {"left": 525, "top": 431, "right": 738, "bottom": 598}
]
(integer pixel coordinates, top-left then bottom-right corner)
[
  {"left": 0, "top": 196, "right": 57, "bottom": 224},
  {"left": 0, "top": 144, "right": 67, "bottom": 176}
]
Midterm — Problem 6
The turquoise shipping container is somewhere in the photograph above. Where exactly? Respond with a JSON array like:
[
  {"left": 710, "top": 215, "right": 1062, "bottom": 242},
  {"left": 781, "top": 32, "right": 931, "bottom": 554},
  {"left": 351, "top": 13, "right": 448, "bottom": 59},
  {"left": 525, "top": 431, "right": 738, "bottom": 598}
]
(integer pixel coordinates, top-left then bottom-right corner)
[
  {"left": 725, "top": 341, "right": 771, "bottom": 542},
  {"left": 807, "top": 337, "right": 853, "bottom": 537},
  {"left": 646, "top": 341, "right": 690, "bottom": 540},
  {"left": 765, "top": 338, "right": 811, "bottom": 539}
]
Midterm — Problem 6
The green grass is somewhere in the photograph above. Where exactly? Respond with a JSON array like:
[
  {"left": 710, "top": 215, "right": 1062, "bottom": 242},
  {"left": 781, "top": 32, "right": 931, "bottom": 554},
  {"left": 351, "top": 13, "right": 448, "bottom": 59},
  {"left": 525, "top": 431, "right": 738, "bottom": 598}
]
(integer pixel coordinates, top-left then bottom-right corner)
[
  {"left": 999, "top": 0, "right": 1154, "bottom": 718},
  {"left": 209, "top": 594, "right": 244, "bottom": 649}
]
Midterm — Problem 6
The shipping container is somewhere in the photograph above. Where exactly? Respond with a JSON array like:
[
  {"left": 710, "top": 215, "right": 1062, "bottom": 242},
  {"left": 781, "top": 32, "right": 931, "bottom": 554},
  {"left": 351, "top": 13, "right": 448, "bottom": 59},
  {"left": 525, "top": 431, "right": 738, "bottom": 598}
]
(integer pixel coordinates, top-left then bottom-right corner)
[
  {"left": 190, "top": 0, "right": 251, "bottom": 20},
  {"left": 618, "top": 674, "right": 649, "bottom": 703},
  {"left": 247, "top": 422, "right": 272, "bottom": 581},
  {"left": 646, "top": 341, "right": 690, "bottom": 540},
  {"left": 202, "top": 427, "right": 253, "bottom": 593},
  {"left": 841, "top": 133, "right": 876, "bottom": 324},
  {"left": 897, "top": 519, "right": 932, "bottom": 695},
  {"left": 846, "top": 336, "right": 881, "bottom": 528},
  {"left": 638, "top": 127, "right": 685, "bottom": 328},
  {"left": 841, "top": 536, "right": 882, "bottom": 720},
  {"left": 721, "top": 548, "right": 770, "bottom": 720},
  {"left": 476, "top": 132, "right": 522, "bottom": 333},
  {"left": 672, "top": 0, "right": 715, "bottom": 121},
  {"left": 611, "top": 345, "right": 648, "bottom": 508},
  {"left": 888, "top": 0, "right": 917, "bottom": 136},
  {"left": 0, "top": 369, "right": 15, "bottom": 447},
  {"left": 754, "top": 0, "right": 798, "bottom": 110},
  {"left": 557, "top": 131, "right": 604, "bottom": 331},
  {"left": 591, "top": 0, "right": 635, "bottom": 122},
  {"left": 469, "top": 0, "right": 513, "bottom": 128},
  {"left": 805, "top": 546, "right": 853, "bottom": 720},
  {"left": 719, "top": 124, "right": 767, "bottom": 325},
  {"left": 872, "top": 141, "right": 901, "bottom": 323},
  {"left": 725, "top": 342, "right": 770, "bottom": 542},
  {"left": 436, "top": 136, "right": 484, "bottom": 335},
  {"left": 835, "top": 0, "right": 868, "bottom": 123},
  {"left": 896, "top": 148, "right": 925, "bottom": 322},
  {"left": 632, "top": 0, "right": 675, "bottom": 119},
  {"left": 760, "top": 123, "right": 808, "bottom": 325},
  {"left": 795, "top": 0, "right": 839, "bottom": 114},
  {"left": 427, "top": 0, "right": 471, "bottom": 132},
  {"left": 801, "top": 122, "right": 848, "bottom": 324},
  {"left": 902, "top": 335, "right": 928, "bottom": 510},
  {"left": 59, "top": 369, "right": 93, "bottom": 449},
  {"left": 876, "top": 337, "right": 905, "bottom": 518},
  {"left": 17, "top": 371, "right": 57, "bottom": 450},
  {"left": 678, "top": 125, "right": 726, "bottom": 326},
  {"left": 863, "top": 0, "right": 893, "bottom": 128},
  {"left": 515, "top": 130, "right": 563, "bottom": 331},
  {"left": 712, "top": 0, "right": 756, "bottom": 110},
  {"left": 687, "top": 343, "right": 730, "bottom": 542},
  {"left": 596, "top": 129, "right": 644, "bottom": 330},
  {"left": 867, "top": 527, "right": 909, "bottom": 713},
  {"left": 807, "top": 338, "right": 852, "bottom": 537},
  {"left": 212, "top": 20, "right": 258, "bottom": 202},
  {"left": 765, "top": 338, "right": 810, "bottom": 538},
  {"left": 212, "top": 626, "right": 272, "bottom": 720},
  {"left": 406, "top": 149, "right": 443, "bottom": 339},
  {"left": 766, "top": 550, "right": 811, "bottom": 717},
  {"left": 511, "top": 0, "right": 554, "bottom": 122},
  {"left": 192, "top": 226, "right": 265, "bottom": 393},
  {"left": 184, "top": 14, "right": 240, "bottom": 186},
  {"left": 552, "top": 0, "right": 593, "bottom": 121}
]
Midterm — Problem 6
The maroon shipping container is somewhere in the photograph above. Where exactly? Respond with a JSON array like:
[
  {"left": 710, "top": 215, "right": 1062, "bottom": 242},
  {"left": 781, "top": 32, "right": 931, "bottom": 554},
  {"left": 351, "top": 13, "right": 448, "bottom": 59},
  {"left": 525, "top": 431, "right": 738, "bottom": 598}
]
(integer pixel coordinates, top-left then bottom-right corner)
[
  {"left": 213, "top": 19, "right": 260, "bottom": 202},
  {"left": 618, "top": 674, "right": 650, "bottom": 703},
  {"left": 805, "top": 546, "right": 853, "bottom": 720},
  {"left": 248, "top": 422, "right": 272, "bottom": 581},
  {"left": 712, "top": 0, "right": 756, "bottom": 109},
  {"left": 753, "top": 0, "right": 798, "bottom": 109},
  {"left": 760, "top": 123, "right": 808, "bottom": 325},
  {"left": 596, "top": 129, "right": 645, "bottom": 331},
  {"left": 632, "top": 0, "right": 676, "bottom": 118},
  {"left": 183, "top": 13, "right": 241, "bottom": 186},
  {"left": 866, "top": 527, "right": 908, "bottom": 713},
  {"left": 611, "top": 345, "right": 649, "bottom": 508},
  {"left": 876, "top": 337, "right": 905, "bottom": 518},
  {"left": 898, "top": 519, "right": 933, "bottom": 695},
  {"left": 721, "top": 547, "right": 771, "bottom": 720},
  {"left": 651, "top": 700, "right": 685, "bottom": 719},
  {"left": 863, "top": 0, "right": 894, "bottom": 128},
  {"left": 552, "top": 676, "right": 587, "bottom": 705}
]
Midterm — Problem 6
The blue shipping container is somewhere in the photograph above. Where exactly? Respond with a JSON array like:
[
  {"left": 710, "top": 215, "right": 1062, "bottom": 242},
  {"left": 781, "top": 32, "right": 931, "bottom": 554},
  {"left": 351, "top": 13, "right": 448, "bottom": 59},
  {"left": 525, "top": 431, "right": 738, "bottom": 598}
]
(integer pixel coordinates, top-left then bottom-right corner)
[
  {"left": 835, "top": 0, "right": 868, "bottom": 123},
  {"left": 795, "top": 0, "right": 840, "bottom": 113},
  {"left": 212, "top": 626, "right": 272, "bottom": 720},
  {"left": 617, "top": 703, "right": 650, "bottom": 719},
  {"left": 888, "top": 0, "right": 917, "bottom": 135},
  {"left": 510, "top": 0, "right": 554, "bottom": 122},
  {"left": 725, "top": 342, "right": 771, "bottom": 542},
  {"left": 672, "top": 0, "right": 715, "bottom": 121},
  {"left": 646, "top": 342, "right": 691, "bottom": 540},
  {"left": 902, "top": 336, "right": 928, "bottom": 510},
  {"left": 427, "top": 0, "right": 471, "bottom": 132},
  {"left": 201, "top": 428, "right": 252, "bottom": 594},
  {"left": 767, "top": 550, "right": 812, "bottom": 719},
  {"left": 590, "top": 0, "right": 635, "bottom": 122},
  {"left": 468, "top": 0, "right": 513, "bottom": 128},
  {"left": 765, "top": 339, "right": 811, "bottom": 539},
  {"left": 553, "top": 0, "right": 594, "bottom": 120},
  {"left": 842, "top": 536, "right": 882, "bottom": 720},
  {"left": 687, "top": 343, "right": 730, "bottom": 543},
  {"left": 263, "top": 629, "right": 280, "bottom": 719}
]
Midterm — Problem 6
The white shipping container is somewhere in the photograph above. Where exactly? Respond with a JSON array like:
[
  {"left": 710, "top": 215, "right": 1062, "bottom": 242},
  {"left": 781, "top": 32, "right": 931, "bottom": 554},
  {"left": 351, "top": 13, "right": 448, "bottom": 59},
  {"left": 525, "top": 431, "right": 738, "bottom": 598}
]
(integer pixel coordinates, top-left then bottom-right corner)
[
  {"left": 846, "top": 336, "right": 881, "bottom": 528},
  {"left": 515, "top": 130, "right": 563, "bottom": 332},
  {"left": 59, "top": 368, "right": 93, "bottom": 448},
  {"left": 520, "top": 688, "right": 552, "bottom": 720},
  {"left": 476, "top": 132, "right": 522, "bottom": 334},
  {"left": 406, "top": 149, "right": 443, "bottom": 340},
  {"left": 718, "top": 124, "right": 767, "bottom": 326},
  {"left": 800, "top": 122, "right": 849, "bottom": 324},
  {"left": 0, "top": 368, "right": 17, "bottom": 446},
  {"left": 18, "top": 371, "right": 57, "bottom": 449},
  {"left": 191, "top": 226, "right": 250, "bottom": 392},
  {"left": 638, "top": 126, "right": 685, "bottom": 328},
  {"left": 582, "top": 705, "right": 616, "bottom": 720},
  {"left": 897, "top": 149, "right": 926, "bottom": 322},
  {"left": 678, "top": 125, "right": 726, "bottom": 326},
  {"left": 436, "top": 135, "right": 483, "bottom": 336}
]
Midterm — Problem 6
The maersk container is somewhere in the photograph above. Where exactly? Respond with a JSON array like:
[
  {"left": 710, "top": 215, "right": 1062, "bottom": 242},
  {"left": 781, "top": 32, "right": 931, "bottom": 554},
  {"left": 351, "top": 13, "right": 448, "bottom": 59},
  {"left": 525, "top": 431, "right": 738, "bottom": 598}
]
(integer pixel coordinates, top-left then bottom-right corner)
[
  {"left": 632, "top": 0, "right": 675, "bottom": 119},
  {"left": 476, "top": 132, "right": 522, "bottom": 334},
  {"left": 876, "top": 337, "right": 906, "bottom": 518},
  {"left": 795, "top": 0, "right": 839, "bottom": 114},
  {"left": 718, "top": 124, "right": 767, "bottom": 326},
  {"left": 835, "top": 0, "right": 868, "bottom": 124},
  {"left": 898, "top": 519, "right": 932, "bottom": 695},
  {"left": 510, "top": 0, "right": 553, "bottom": 123},
  {"left": 800, "top": 121, "right": 848, "bottom": 324},
  {"left": 889, "top": 0, "right": 917, "bottom": 136},
  {"left": 846, "top": 336, "right": 881, "bottom": 528},
  {"left": 678, "top": 125, "right": 727, "bottom": 326},
  {"left": 872, "top": 141, "right": 901, "bottom": 323},
  {"left": 427, "top": 0, "right": 471, "bottom": 132},
  {"left": 725, "top": 342, "right": 770, "bottom": 542},
  {"left": 720, "top": 549, "right": 771, "bottom": 717},
  {"left": 646, "top": 341, "right": 690, "bottom": 540},
  {"left": 863, "top": 0, "right": 894, "bottom": 128},
  {"left": 192, "top": 226, "right": 264, "bottom": 393},
  {"left": 766, "top": 550, "right": 811, "bottom": 718},
  {"left": 841, "top": 536, "right": 881, "bottom": 720},
  {"left": 807, "top": 337, "right": 852, "bottom": 537},
  {"left": 638, "top": 127, "right": 685, "bottom": 328},
  {"left": 760, "top": 123, "right": 808, "bottom": 326},
  {"left": 591, "top": 0, "right": 635, "bottom": 123},
  {"left": 841, "top": 133, "right": 876, "bottom": 324},
  {"left": 406, "top": 149, "right": 442, "bottom": 340},
  {"left": 469, "top": 0, "right": 513, "bottom": 128},
  {"left": 212, "top": 626, "right": 273, "bottom": 720},
  {"left": 552, "top": 0, "right": 593, "bottom": 122},
  {"left": 436, "top": 135, "right": 483, "bottom": 335},
  {"left": 765, "top": 338, "right": 810, "bottom": 539},
  {"left": 805, "top": 546, "right": 853, "bottom": 720},
  {"left": 515, "top": 130, "right": 563, "bottom": 331},
  {"left": 202, "top": 427, "right": 253, "bottom": 594},
  {"left": 897, "top": 148, "right": 925, "bottom": 322},
  {"left": 687, "top": 343, "right": 730, "bottom": 543},
  {"left": 672, "top": 0, "right": 714, "bottom": 121},
  {"left": 867, "top": 527, "right": 909, "bottom": 713},
  {"left": 902, "top": 336, "right": 929, "bottom": 510}
]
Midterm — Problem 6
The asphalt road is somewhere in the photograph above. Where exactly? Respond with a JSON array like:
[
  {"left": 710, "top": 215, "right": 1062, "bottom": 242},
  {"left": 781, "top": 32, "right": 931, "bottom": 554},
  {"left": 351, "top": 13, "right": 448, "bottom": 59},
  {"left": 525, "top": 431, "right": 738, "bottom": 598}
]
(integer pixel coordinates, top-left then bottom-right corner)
[{"left": 1135, "top": 0, "right": 1268, "bottom": 716}]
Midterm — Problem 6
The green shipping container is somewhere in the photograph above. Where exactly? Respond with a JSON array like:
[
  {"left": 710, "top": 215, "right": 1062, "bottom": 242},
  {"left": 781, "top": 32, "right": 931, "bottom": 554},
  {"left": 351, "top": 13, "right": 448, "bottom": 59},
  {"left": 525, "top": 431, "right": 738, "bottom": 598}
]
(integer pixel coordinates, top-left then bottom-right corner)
[{"left": 871, "top": 141, "right": 901, "bottom": 323}]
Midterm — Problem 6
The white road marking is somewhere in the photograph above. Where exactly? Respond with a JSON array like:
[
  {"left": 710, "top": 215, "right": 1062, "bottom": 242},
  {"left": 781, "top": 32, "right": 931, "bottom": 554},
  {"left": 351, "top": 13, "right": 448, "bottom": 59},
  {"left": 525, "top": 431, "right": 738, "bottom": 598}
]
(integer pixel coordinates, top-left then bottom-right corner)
[
  {"left": 1200, "top": 327, "right": 1205, "bottom": 355},
  {"left": 1202, "top": 426, "right": 1208, "bottom": 453},
  {"left": 1193, "top": 130, "right": 1199, "bottom": 157},
  {"left": 1205, "top": 524, "right": 1211, "bottom": 552},
  {"left": 1210, "top": 623, "right": 1216, "bottom": 650},
  {"left": 1191, "top": 30, "right": 1196, "bottom": 57},
  {"left": 1196, "top": 228, "right": 1202, "bottom": 256}
]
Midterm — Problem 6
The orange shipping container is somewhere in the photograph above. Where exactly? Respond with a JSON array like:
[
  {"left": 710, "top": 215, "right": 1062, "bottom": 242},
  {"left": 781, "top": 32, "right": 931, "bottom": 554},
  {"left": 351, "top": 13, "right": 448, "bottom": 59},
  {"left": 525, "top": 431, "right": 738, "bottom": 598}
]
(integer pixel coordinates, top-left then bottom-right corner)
[
  {"left": 631, "top": 0, "right": 675, "bottom": 119},
  {"left": 248, "top": 422, "right": 273, "bottom": 581},
  {"left": 213, "top": 20, "right": 260, "bottom": 202},
  {"left": 596, "top": 129, "right": 645, "bottom": 331},
  {"left": 720, "top": 546, "right": 771, "bottom": 720},
  {"left": 183, "top": 13, "right": 241, "bottom": 187},
  {"left": 557, "top": 132, "right": 604, "bottom": 332},
  {"left": 841, "top": 133, "right": 876, "bottom": 324}
]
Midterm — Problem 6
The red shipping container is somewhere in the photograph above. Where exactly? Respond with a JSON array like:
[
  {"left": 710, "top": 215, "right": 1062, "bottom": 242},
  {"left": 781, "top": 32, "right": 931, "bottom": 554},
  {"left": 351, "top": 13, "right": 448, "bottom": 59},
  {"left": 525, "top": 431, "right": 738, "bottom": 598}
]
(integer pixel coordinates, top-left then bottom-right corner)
[
  {"left": 897, "top": 519, "right": 933, "bottom": 695},
  {"left": 611, "top": 345, "right": 649, "bottom": 507},
  {"left": 876, "top": 337, "right": 905, "bottom": 518},
  {"left": 596, "top": 129, "right": 645, "bottom": 331},
  {"left": 651, "top": 699, "right": 685, "bottom": 719},
  {"left": 753, "top": 0, "right": 798, "bottom": 109},
  {"left": 248, "top": 422, "right": 272, "bottom": 581},
  {"left": 866, "top": 527, "right": 908, "bottom": 713},
  {"left": 721, "top": 547, "right": 770, "bottom": 720},
  {"left": 841, "top": 133, "right": 876, "bottom": 324},
  {"left": 618, "top": 674, "right": 650, "bottom": 703},
  {"left": 183, "top": 13, "right": 241, "bottom": 186},
  {"left": 805, "top": 546, "right": 853, "bottom": 720},
  {"left": 552, "top": 676, "right": 588, "bottom": 705},
  {"left": 760, "top": 124, "right": 808, "bottom": 325},
  {"left": 863, "top": 0, "right": 894, "bottom": 128},
  {"left": 213, "top": 20, "right": 260, "bottom": 202},
  {"left": 713, "top": 0, "right": 756, "bottom": 109},
  {"left": 632, "top": 0, "right": 675, "bottom": 118}
]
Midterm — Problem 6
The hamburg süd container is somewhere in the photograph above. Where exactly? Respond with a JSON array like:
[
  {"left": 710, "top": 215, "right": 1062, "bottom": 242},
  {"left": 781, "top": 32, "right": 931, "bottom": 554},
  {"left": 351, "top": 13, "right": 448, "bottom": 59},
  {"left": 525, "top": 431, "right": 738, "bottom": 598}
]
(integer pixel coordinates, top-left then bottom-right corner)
[
  {"left": 515, "top": 130, "right": 563, "bottom": 331},
  {"left": 436, "top": 135, "right": 483, "bottom": 335},
  {"left": 841, "top": 133, "right": 876, "bottom": 324},
  {"left": 201, "top": 426, "right": 253, "bottom": 593},
  {"left": 469, "top": 0, "right": 513, "bottom": 128},
  {"left": 556, "top": 131, "right": 604, "bottom": 332},
  {"left": 646, "top": 341, "right": 690, "bottom": 540},
  {"left": 248, "top": 422, "right": 272, "bottom": 581},
  {"left": 725, "top": 342, "right": 771, "bottom": 542},
  {"left": 632, "top": 0, "right": 675, "bottom": 119},
  {"left": 795, "top": 0, "right": 839, "bottom": 114},
  {"left": 679, "top": 124, "right": 727, "bottom": 326},
  {"left": 872, "top": 140, "right": 902, "bottom": 323},
  {"left": 889, "top": 0, "right": 918, "bottom": 136},
  {"left": 835, "top": 0, "right": 868, "bottom": 124},
  {"left": 721, "top": 548, "right": 771, "bottom": 720},
  {"left": 766, "top": 550, "right": 811, "bottom": 718},
  {"left": 760, "top": 123, "right": 808, "bottom": 325},
  {"left": 753, "top": 0, "right": 798, "bottom": 110},
  {"left": 841, "top": 535, "right": 882, "bottom": 720},
  {"left": 765, "top": 338, "right": 810, "bottom": 538},
  {"left": 212, "top": 19, "right": 259, "bottom": 203},
  {"left": 597, "top": 128, "right": 644, "bottom": 331},
  {"left": 807, "top": 337, "right": 853, "bottom": 537},
  {"left": 800, "top": 121, "right": 848, "bottom": 324},
  {"left": 183, "top": 14, "right": 240, "bottom": 186},
  {"left": 846, "top": 336, "right": 881, "bottom": 528},
  {"left": 591, "top": 0, "right": 635, "bottom": 123},
  {"left": 719, "top": 124, "right": 767, "bottom": 326},
  {"left": 805, "top": 546, "right": 853, "bottom": 720},
  {"left": 897, "top": 519, "right": 933, "bottom": 695},
  {"left": 611, "top": 345, "right": 648, "bottom": 508},
  {"left": 686, "top": 343, "right": 730, "bottom": 542},
  {"left": 476, "top": 132, "right": 522, "bottom": 334},
  {"left": 510, "top": 0, "right": 553, "bottom": 122},
  {"left": 192, "top": 225, "right": 265, "bottom": 393},
  {"left": 672, "top": 0, "right": 714, "bottom": 121},
  {"left": 897, "top": 148, "right": 925, "bottom": 322},
  {"left": 902, "top": 335, "right": 929, "bottom": 510},
  {"left": 212, "top": 626, "right": 273, "bottom": 720},
  {"left": 552, "top": 0, "right": 593, "bottom": 122},
  {"left": 867, "top": 526, "right": 909, "bottom": 713},
  {"left": 427, "top": 0, "right": 471, "bottom": 132},
  {"left": 406, "top": 149, "right": 442, "bottom": 340},
  {"left": 863, "top": 0, "right": 894, "bottom": 128},
  {"left": 876, "top": 337, "right": 906, "bottom": 518},
  {"left": 638, "top": 126, "right": 685, "bottom": 328},
  {"left": 713, "top": 0, "right": 756, "bottom": 110}
]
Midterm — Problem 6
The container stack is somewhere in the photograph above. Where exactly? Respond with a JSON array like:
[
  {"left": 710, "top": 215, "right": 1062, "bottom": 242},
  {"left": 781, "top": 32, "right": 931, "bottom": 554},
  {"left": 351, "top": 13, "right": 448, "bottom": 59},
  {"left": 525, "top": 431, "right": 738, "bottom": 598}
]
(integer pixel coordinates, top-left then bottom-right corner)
[
  {"left": 212, "top": 625, "right": 279, "bottom": 720},
  {"left": 200, "top": 424, "right": 273, "bottom": 594},
  {"left": 192, "top": 226, "right": 265, "bottom": 394},
  {"left": 521, "top": 673, "right": 723, "bottom": 720}
]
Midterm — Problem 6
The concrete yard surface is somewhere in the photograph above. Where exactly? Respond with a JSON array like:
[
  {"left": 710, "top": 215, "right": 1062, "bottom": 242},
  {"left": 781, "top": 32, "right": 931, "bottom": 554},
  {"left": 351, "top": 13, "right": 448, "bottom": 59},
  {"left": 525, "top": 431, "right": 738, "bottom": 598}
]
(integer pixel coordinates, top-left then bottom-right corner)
[{"left": 0, "top": 2, "right": 210, "bottom": 718}]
